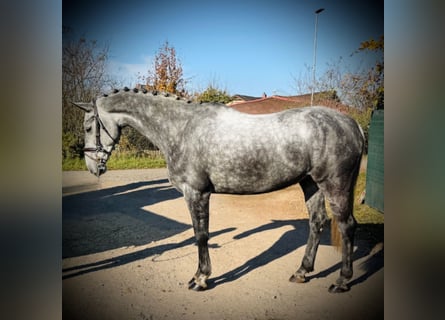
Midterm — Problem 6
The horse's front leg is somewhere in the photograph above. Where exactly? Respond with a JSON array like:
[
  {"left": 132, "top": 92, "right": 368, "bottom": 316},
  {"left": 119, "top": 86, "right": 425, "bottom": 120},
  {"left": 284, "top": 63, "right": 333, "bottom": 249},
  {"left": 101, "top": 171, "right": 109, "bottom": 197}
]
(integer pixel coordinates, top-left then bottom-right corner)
[{"left": 184, "top": 187, "right": 211, "bottom": 291}]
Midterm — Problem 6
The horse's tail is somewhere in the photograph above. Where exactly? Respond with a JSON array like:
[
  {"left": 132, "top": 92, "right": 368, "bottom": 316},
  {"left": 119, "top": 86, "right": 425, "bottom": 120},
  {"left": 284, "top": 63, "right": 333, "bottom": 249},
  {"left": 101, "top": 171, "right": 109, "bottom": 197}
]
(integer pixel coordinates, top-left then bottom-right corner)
[{"left": 330, "top": 217, "right": 341, "bottom": 251}]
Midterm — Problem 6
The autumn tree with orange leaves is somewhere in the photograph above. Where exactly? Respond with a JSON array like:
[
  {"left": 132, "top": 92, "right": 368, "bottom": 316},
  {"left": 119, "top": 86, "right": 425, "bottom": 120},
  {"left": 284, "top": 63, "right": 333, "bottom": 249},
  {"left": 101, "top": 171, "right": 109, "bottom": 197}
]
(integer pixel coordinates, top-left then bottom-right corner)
[{"left": 143, "top": 41, "right": 186, "bottom": 95}]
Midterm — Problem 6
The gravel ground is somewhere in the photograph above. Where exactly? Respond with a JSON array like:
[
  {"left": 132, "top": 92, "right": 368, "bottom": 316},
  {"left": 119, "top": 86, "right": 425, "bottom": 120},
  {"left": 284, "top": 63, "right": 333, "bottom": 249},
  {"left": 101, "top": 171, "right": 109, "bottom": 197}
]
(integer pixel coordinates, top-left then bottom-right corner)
[{"left": 63, "top": 169, "right": 383, "bottom": 320}]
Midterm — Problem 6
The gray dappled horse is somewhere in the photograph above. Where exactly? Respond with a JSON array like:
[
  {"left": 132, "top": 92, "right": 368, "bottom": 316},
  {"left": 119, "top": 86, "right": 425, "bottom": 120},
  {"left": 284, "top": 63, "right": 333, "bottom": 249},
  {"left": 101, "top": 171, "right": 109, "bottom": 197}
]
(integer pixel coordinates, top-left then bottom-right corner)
[{"left": 73, "top": 87, "right": 364, "bottom": 293}]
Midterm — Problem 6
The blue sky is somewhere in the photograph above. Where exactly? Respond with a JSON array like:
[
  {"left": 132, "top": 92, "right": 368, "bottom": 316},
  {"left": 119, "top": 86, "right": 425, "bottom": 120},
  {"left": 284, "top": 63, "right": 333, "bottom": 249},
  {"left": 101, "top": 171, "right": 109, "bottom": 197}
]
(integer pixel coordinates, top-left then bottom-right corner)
[{"left": 63, "top": 0, "right": 383, "bottom": 97}]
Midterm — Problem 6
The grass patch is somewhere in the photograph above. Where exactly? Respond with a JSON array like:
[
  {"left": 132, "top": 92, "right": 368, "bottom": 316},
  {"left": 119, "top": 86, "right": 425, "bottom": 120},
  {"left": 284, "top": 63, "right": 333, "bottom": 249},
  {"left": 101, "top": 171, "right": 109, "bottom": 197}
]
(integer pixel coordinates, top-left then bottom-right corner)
[
  {"left": 62, "top": 150, "right": 166, "bottom": 171},
  {"left": 107, "top": 153, "right": 166, "bottom": 169},
  {"left": 62, "top": 157, "right": 87, "bottom": 171},
  {"left": 353, "top": 172, "right": 384, "bottom": 224}
]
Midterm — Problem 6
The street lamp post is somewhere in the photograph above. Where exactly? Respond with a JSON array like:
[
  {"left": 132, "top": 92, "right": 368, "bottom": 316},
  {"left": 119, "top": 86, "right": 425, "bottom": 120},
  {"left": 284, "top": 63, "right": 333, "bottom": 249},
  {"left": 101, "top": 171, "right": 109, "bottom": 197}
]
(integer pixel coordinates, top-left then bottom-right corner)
[{"left": 311, "top": 8, "right": 325, "bottom": 106}]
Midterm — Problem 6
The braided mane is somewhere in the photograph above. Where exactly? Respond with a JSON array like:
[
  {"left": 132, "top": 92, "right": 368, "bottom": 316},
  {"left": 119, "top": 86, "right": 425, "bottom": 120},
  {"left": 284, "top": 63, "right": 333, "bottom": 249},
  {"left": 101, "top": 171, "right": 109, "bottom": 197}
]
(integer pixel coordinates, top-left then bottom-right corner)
[{"left": 100, "top": 87, "right": 193, "bottom": 103}]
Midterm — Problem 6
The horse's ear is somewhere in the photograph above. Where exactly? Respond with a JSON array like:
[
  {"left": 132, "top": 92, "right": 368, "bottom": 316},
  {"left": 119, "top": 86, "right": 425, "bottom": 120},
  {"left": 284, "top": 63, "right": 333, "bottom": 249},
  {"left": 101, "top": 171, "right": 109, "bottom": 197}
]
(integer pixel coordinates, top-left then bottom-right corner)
[{"left": 71, "top": 102, "right": 94, "bottom": 112}]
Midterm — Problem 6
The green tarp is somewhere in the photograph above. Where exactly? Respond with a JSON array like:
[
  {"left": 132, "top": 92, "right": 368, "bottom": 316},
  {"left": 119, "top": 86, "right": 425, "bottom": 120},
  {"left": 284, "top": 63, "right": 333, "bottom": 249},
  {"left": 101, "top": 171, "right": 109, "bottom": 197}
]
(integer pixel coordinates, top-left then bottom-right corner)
[{"left": 365, "top": 109, "right": 384, "bottom": 212}]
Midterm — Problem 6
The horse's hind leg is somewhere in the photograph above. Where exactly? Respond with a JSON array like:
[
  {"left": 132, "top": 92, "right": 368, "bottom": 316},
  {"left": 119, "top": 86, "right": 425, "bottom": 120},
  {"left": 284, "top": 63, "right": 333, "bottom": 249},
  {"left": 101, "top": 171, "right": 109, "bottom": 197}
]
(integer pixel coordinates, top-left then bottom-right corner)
[
  {"left": 329, "top": 211, "right": 356, "bottom": 293},
  {"left": 290, "top": 176, "right": 328, "bottom": 283},
  {"left": 184, "top": 187, "right": 212, "bottom": 291},
  {"left": 321, "top": 176, "right": 358, "bottom": 293}
]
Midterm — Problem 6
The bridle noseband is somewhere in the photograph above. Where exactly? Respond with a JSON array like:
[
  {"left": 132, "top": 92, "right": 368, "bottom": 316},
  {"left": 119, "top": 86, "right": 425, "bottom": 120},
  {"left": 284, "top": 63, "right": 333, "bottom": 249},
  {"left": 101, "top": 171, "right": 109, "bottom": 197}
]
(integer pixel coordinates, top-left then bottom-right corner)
[{"left": 83, "top": 100, "right": 119, "bottom": 176}]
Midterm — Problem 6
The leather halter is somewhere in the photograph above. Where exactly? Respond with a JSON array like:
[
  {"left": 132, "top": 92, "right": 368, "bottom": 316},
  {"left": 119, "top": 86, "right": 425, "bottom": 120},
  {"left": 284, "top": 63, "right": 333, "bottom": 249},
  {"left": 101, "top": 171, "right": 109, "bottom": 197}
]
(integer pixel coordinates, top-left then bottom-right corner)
[{"left": 83, "top": 100, "right": 118, "bottom": 176}]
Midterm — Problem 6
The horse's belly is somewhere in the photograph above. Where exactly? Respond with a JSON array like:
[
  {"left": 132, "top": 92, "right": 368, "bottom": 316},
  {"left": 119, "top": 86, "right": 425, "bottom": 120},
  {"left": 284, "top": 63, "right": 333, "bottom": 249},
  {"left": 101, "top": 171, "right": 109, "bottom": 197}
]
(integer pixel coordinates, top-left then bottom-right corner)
[
  {"left": 209, "top": 166, "right": 302, "bottom": 194},
  {"left": 205, "top": 143, "right": 309, "bottom": 194}
]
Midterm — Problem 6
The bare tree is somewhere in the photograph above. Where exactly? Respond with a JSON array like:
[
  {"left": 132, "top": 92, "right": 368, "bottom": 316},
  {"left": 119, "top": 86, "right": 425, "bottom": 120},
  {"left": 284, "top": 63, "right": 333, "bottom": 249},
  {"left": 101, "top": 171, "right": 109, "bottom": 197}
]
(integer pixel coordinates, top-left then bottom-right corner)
[
  {"left": 62, "top": 31, "right": 115, "bottom": 158},
  {"left": 292, "top": 36, "right": 383, "bottom": 111},
  {"left": 292, "top": 63, "right": 313, "bottom": 95}
]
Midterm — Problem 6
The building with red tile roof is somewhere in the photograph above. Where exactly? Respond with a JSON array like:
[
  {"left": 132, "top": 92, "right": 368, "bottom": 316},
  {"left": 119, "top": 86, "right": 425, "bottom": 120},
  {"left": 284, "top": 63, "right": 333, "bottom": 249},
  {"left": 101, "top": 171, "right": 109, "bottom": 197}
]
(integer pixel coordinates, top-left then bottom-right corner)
[{"left": 228, "top": 92, "right": 347, "bottom": 114}]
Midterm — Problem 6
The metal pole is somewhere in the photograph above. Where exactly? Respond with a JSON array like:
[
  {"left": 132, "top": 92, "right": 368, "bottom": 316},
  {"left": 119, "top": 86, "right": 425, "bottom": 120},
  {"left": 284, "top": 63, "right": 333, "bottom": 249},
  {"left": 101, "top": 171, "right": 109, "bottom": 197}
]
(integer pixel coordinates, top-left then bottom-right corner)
[{"left": 311, "top": 8, "right": 324, "bottom": 106}]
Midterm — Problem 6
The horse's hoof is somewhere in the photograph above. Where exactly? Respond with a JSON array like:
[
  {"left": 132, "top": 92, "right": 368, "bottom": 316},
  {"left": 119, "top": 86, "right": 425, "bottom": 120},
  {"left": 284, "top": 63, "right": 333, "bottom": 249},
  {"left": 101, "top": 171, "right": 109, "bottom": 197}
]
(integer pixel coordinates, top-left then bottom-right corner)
[
  {"left": 187, "top": 278, "right": 197, "bottom": 289},
  {"left": 189, "top": 283, "right": 206, "bottom": 291},
  {"left": 289, "top": 274, "right": 306, "bottom": 283},
  {"left": 328, "top": 283, "right": 350, "bottom": 293},
  {"left": 188, "top": 278, "right": 207, "bottom": 291}
]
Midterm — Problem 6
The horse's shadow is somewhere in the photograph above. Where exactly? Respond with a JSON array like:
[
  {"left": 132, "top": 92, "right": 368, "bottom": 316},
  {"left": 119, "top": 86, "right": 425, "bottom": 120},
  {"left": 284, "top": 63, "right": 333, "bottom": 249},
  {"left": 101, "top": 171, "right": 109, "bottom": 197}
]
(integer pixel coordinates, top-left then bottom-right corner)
[
  {"left": 208, "top": 219, "right": 383, "bottom": 290},
  {"left": 62, "top": 227, "right": 236, "bottom": 279},
  {"left": 64, "top": 180, "right": 383, "bottom": 290},
  {"left": 63, "top": 179, "right": 189, "bottom": 258}
]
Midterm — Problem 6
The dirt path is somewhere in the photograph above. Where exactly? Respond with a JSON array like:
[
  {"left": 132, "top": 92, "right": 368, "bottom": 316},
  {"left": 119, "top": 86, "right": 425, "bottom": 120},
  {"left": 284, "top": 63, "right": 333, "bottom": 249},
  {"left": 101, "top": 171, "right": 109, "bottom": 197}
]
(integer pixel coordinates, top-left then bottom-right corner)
[{"left": 62, "top": 169, "right": 383, "bottom": 320}]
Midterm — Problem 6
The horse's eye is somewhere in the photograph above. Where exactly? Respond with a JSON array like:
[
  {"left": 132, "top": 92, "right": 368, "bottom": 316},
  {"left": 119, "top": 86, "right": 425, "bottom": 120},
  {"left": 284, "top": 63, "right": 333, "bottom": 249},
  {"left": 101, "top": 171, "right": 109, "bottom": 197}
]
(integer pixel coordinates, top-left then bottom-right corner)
[{"left": 86, "top": 126, "right": 92, "bottom": 132}]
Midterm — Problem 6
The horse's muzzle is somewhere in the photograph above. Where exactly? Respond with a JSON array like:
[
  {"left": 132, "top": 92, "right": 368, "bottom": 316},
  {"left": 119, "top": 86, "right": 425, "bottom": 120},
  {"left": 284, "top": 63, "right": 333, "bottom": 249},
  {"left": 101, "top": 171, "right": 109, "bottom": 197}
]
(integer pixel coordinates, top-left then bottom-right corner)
[{"left": 96, "top": 162, "right": 107, "bottom": 177}]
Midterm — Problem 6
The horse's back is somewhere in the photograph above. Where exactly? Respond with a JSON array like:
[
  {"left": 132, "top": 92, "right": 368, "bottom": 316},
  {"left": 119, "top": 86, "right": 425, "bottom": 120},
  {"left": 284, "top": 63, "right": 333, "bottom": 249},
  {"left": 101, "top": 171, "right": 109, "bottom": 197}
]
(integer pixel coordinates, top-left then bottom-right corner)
[{"left": 207, "top": 105, "right": 364, "bottom": 163}]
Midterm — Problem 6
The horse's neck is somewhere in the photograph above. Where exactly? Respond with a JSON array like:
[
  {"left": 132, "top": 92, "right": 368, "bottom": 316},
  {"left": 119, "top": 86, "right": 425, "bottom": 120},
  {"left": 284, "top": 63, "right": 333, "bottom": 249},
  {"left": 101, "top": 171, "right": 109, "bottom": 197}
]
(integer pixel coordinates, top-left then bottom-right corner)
[{"left": 105, "top": 94, "right": 193, "bottom": 156}]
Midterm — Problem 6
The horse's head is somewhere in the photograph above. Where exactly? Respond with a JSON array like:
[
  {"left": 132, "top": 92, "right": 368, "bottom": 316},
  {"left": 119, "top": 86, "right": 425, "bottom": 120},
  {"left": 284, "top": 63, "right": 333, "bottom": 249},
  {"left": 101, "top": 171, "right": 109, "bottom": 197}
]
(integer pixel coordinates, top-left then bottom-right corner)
[{"left": 72, "top": 100, "right": 121, "bottom": 177}]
